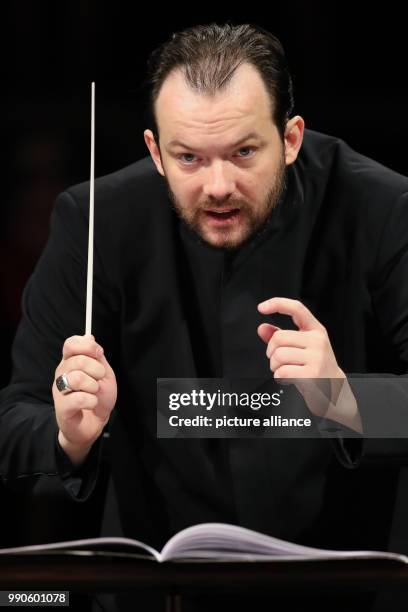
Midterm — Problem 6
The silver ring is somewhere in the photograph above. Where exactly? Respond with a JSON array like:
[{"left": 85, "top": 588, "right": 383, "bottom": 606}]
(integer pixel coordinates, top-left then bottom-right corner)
[{"left": 55, "top": 373, "right": 72, "bottom": 395}]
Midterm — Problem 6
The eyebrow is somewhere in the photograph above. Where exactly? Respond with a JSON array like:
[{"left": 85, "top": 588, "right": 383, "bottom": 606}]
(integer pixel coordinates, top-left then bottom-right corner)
[{"left": 166, "top": 132, "right": 264, "bottom": 151}]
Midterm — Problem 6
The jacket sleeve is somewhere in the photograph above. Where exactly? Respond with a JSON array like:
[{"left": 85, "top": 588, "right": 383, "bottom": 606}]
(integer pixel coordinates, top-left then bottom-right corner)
[
  {"left": 315, "top": 191, "right": 408, "bottom": 468},
  {"left": 0, "top": 190, "right": 117, "bottom": 497},
  {"left": 348, "top": 191, "right": 408, "bottom": 462}
]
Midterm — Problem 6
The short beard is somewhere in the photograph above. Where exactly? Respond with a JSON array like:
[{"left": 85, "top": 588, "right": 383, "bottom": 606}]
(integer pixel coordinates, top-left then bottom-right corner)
[{"left": 165, "top": 156, "right": 287, "bottom": 251}]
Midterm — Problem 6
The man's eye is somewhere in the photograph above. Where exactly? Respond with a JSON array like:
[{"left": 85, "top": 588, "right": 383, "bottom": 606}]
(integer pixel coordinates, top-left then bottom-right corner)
[
  {"left": 236, "top": 147, "right": 255, "bottom": 158},
  {"left": 179, "top": 153, "right": 197, "bottom": 164}
]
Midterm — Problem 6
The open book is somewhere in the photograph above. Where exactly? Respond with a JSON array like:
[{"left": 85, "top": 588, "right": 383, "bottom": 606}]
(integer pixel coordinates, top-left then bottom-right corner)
[{"left": 0, "top": 523, "right": 407, "bottom": 563}]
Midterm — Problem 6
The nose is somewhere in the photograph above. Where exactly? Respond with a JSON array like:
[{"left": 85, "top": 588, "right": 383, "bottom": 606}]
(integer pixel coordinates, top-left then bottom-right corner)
[{"left": 202, "top": 161, "right": 235, "bottom": 201}]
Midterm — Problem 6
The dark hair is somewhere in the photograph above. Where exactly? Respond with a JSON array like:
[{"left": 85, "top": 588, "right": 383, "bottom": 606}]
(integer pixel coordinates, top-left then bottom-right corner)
[{"left": 145, "top": 23, "right": 295, "bottom": 141}]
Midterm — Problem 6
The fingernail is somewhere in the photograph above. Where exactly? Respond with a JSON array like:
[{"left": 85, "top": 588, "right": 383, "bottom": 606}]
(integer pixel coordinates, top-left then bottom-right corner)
[{"left": 96, "top": 347, "right": 104, "bottom": 358}]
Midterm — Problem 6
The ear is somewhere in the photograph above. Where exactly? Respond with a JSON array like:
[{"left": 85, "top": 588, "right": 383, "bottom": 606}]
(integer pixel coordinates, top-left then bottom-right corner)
[
  {"left": 144, "top": 129, "right": 165, "bottom": 176},
  {"left": 284, "top": 115, "right": 305, "bottom": 166}
]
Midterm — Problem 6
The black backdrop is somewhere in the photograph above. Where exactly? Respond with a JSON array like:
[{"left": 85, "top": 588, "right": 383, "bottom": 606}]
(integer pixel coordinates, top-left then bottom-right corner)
[{"left": 1, "top": 1, "right": 407, "bottom": 549}]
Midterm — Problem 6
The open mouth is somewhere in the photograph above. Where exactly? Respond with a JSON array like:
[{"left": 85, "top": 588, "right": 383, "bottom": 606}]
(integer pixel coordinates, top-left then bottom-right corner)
[{"left": 204, "top": 208, "right": 241, "bottom": 223}]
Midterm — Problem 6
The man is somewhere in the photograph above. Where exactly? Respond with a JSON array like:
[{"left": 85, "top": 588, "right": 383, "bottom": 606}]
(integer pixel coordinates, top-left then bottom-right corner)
[{"left": 1, "top": 23, "right": 408, "bottom": 611}]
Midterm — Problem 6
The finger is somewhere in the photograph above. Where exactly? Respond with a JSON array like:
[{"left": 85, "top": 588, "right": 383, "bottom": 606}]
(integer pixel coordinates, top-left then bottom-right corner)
[
  {"left": 57, "top": 370, "right": 99, "bottom": 394},
  {"left": 58, "top": 391, "right": 98, "bottom": 417},
  {"left": 257, "top": 297, "right": 321, "bottom": 331},
  {"left": 274, "top": 365, "right": 305, "bottom": 380},
  {"left": 92, "top": 401, "right": 112, "bottom": 422},
  {"left": 270, "top": 347, "right": 307, "bottom": 372},
  {"left": 266, "top": 329, "right": 310, "bottom": 358},
  {"left": 257, "top": 323, "right": 280, "bottom": 344},
  {"left": 58, "top": 355, "right": 106, "bottom": 380},
  {"left": 62, "top": 334, "right": 104, "bottom": 361},
  {"left": 98, "top": 352, "right": 115, "bottom": 379}
]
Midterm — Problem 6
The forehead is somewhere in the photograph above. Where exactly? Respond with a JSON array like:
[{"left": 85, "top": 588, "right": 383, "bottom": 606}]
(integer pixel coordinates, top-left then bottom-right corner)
[{"left": 154, "top": 63, "right": 275, "bottom": 144}]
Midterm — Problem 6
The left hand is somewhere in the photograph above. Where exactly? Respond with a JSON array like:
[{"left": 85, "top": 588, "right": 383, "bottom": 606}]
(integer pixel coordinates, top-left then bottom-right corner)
[
  {"left": 257, "top": 297, "right": 362, "bottom": 432},
  {"left": 257, "top": 297, "right": 344, "bottom": 380}
]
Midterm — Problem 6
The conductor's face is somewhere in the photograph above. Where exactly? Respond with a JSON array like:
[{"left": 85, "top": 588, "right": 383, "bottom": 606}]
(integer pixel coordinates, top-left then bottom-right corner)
[{"left": 145, "top": 63, "right": 304, "bottom": 249}]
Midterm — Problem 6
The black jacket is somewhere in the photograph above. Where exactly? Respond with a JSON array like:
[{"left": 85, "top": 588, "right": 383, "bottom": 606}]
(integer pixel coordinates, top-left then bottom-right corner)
[{"left": 1, "top": 129, "right": 408, "bottom": 553}]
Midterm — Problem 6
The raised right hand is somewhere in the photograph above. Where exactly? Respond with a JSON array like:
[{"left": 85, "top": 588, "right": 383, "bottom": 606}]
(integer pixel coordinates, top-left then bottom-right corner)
[{"left": 52, "top": 334, "right": 117, "bottom": 466}]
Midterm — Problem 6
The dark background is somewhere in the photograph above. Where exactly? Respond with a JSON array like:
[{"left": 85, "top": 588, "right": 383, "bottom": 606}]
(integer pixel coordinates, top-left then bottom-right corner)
[{"left": 0, "top": 1, "right": 407, "bottom": 549}]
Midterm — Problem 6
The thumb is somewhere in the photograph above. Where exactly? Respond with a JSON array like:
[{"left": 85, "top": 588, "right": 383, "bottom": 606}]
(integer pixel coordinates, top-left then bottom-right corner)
[{"left": 257, "top": 323, "right": 280, "bottom": 344}]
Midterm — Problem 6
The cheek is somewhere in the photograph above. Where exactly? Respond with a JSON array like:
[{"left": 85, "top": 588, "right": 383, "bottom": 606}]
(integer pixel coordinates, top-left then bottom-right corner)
[
  {"left": 236, "top": 170, "right": 265, "bottom": 200},
  {"left": 247, "top": 160, "right": 280, "bottom": 196},
  {"left": 168, "top": 172, "right": 200, "bottom": 206},
  {"left": 183, "top": 175, "right": 206, "bottom": 201}
]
